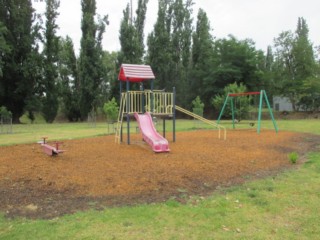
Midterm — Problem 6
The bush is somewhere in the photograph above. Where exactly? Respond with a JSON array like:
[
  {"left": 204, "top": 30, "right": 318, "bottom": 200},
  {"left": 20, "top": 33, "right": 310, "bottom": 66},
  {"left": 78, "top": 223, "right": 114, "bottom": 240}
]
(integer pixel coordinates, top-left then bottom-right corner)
[
  {"left": 192, "top": 96, "right": 204, "bottom": 117},
  {"left": 103, "top": 98, "right": 119, "bottom": 123},
  {"left": 212, "top": 82, "right": 251, "bottom": 119},
  {"left": 0, "top": 106, "right": 12, "bottom": 119},
  {"left": 288, "top": 152, "right": 299, "bottom": 164}
]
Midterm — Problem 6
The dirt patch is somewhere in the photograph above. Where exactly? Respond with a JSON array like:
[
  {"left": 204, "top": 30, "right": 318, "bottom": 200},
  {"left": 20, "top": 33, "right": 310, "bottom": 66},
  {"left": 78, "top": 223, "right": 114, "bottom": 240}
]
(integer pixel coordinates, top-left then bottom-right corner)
[{"left": 0, "top": 130, "right": 319, "bottom": 219}]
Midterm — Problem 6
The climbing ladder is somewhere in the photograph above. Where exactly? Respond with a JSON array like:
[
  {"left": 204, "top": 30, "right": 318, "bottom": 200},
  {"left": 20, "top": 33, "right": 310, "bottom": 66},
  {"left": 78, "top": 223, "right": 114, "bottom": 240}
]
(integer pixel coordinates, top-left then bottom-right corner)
[
  {"left": 115, "top": 93, "right": 127, "bottom": 143},
  {"left": 175, "top": 106, "right": 227, "bottom": 140}
]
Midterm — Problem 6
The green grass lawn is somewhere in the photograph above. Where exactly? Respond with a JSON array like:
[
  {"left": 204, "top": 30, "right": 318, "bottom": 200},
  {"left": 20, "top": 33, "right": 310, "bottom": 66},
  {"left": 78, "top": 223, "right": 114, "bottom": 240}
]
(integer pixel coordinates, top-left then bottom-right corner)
[
  {"left": 1, "top": 119, "right": 319, "bottom": 146},
  {"left": 0, "top": 119, "right": 320, "bottom": 239}
]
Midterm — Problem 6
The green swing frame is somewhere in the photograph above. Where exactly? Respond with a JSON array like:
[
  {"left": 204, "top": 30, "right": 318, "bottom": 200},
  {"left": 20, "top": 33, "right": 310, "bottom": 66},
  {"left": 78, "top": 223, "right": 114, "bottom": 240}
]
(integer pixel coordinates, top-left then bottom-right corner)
[{"left": 217, "top": 90, "right": 278, "bottom": 133}]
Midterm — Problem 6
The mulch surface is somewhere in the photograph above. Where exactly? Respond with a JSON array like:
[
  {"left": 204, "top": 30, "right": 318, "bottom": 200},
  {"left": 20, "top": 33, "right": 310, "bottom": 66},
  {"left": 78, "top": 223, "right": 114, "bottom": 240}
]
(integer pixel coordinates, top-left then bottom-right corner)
[{"left": 0, "top": 129, "right": 319, "bottom": 219}]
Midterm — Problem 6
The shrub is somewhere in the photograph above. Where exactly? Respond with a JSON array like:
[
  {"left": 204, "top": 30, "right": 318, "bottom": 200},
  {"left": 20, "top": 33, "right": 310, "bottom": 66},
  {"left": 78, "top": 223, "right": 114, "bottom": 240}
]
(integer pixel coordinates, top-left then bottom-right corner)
[
  {"left": 0, "top": 106, "right": 12, "bottom": 119},
  {"left": 212, "top": 82, "right": 251, "bottom": 119},
  {"left": 288, "top": 152, "right": 299, "bottom": 164},
  {"left": 192, "top": 96, "right": 204, "bottom": 117},
  {"left": 103, "top": 98, "right": 119, "bottom": 123}
]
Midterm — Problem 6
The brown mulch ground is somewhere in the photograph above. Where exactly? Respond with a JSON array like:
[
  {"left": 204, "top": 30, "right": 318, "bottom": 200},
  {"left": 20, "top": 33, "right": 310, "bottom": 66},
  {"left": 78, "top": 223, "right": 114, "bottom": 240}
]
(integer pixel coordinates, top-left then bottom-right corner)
[{"left": 0, "top": 129, "right": 319, "bottom": 219}]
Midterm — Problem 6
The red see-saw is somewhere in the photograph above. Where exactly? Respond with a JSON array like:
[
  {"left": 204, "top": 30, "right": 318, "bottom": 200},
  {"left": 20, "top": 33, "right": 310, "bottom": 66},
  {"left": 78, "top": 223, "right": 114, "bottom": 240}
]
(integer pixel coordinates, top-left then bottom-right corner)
[{"left": 39, "top": 137, "right": 65, "bottom": 156}]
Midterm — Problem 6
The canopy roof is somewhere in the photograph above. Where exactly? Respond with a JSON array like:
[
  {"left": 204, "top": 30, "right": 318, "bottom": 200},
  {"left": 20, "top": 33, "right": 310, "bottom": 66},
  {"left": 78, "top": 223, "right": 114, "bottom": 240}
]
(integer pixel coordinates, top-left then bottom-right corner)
[{"left": 118, "top": 64, "right": 155, "bottom": 83}]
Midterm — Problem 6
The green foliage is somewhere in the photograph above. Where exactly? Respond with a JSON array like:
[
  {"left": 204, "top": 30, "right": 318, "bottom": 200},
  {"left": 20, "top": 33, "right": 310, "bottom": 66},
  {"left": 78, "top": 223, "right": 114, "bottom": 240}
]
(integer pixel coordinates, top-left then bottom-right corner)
[
  {"left": 0, "top": 22, "right": 10, "bottom": 77},
  {"left": 79, "top": 0, "right": 108, "bottom": 120},
  {"left": 101, "top": 51, "right": 118, "bottom": 101},
  {"left": 298, "top": 76, "right": 320, "bottom": 111},
  {"left": 273, "top": 18, "right": 317, "bottom": 111},
  {"left": 103, "top": 97, "right": 119, "bottom": 122},
  {"left": 210, "top": 37, "right": 265, "bottom": 93},
  {"left": 146, "top": 0, "right": 173, "bottom": 90},
  {"left": 134, "top": 0, "right": 149, "bottom": 62},
  {"left": 118, "top": 3, "right": 142, "bottom": 64},
  {"left": 58, "top": 36, "right": 81, "bottom": 122},
  {"left": 0, "top": 0, "right": 41, "bottom": 122},
  {"left": 192, "top": 96, "right": 204, "bottom": 116},
  {"left": 212, "top": 82, "right": 251, "bottom": 119},
  {"left": 41, "top": 0, "right": 61, "bottom": 123},
  {"left": 0, "top": 106, "right": 12, "bottom": 119},
  {"left": 190, "top": 8, "right": 214, "bottom": 105},
  {"left": 147, "top": 0, "right": 193, "bottom": 107},
  {"left": 288, "top": 152, "right": 299, "bottom": 164}
]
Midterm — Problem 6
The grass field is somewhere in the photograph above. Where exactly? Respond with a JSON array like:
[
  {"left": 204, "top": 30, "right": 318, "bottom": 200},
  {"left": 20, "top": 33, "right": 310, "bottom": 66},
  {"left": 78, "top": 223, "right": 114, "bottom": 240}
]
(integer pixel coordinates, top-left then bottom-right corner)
[
  {"left": 1, "top": 119, "right": 319, "bottom": 146},
  {"left": 0, "top": 119, "right": 320, "bottom": 239}
]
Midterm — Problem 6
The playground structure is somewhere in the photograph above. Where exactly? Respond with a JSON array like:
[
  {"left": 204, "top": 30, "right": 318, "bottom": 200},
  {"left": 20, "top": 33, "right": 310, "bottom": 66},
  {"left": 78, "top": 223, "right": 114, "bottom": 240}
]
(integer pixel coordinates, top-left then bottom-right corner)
[
  {"left": 217, "top": 90, "right": 278, "bottom": 133},
  {"left": 115, "top": 64, "right": 226, "bottom": 152},
  {"left": 134, "top": 112, "right": 170, "bottom": 152},
  {"left": 40, "top": 137, "right": 65, "bottom": 156}
]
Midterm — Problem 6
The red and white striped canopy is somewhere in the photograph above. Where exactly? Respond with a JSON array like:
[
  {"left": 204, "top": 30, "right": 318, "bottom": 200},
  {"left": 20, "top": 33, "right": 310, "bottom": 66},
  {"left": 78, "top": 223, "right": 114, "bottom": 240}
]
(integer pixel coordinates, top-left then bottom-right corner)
[{"left": 118, "top": 64, "right": 155, "bottom": 82}]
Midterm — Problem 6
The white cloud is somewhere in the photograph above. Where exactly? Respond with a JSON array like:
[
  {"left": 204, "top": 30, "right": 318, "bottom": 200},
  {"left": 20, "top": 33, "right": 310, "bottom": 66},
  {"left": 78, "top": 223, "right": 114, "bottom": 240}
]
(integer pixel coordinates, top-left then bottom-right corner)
[{"left": 33, "top": 0, "right": 320, "bottom": 54}]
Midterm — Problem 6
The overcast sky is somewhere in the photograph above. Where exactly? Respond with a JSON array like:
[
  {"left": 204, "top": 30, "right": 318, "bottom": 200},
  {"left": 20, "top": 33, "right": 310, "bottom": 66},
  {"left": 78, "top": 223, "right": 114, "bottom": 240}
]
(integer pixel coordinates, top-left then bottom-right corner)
[{"left": 33, "top": 0, "right": 320, "bottom": 55}]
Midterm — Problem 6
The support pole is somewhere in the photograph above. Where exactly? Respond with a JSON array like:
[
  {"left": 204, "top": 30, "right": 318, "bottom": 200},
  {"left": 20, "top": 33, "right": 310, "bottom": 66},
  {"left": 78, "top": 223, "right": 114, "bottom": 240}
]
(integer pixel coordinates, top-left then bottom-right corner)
[
  {"left": 163, "top": 117, "right": 166, "bottom": 138},
  {"left": 141, "top": 83, "right": 145, "bottom": 113},
  {"left": 151, "top": 79, "right": 154, "bottom": 114},
  {"left": 173, "top": 87, "right": 176, "bottom": 142},
  {"left": 120, "top": 81, "right": 123, "bottom": 142},
  {"left": 126, "top": 80, "right": 130, "bottom": 144},
  {"left": 263, "top": 90, "right": 278, "bottom": 133},
  {"left": 231, "top": 97, "right": 235, "bottom": 129},
  {"left": 217, "top": 94, "right": 230, "bottom": 124},
  {"left": 257, "top": 90, "right": 264, "bottom": 134}
]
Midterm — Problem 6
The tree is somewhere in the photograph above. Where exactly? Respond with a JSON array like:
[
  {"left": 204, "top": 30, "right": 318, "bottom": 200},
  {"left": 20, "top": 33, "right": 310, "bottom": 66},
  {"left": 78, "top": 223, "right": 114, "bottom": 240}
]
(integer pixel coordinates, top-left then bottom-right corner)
[
  {"left": 103, "top": 97, "right": 119, "bottom": 123},
  {"left": 212, "top": 82, "right": 251, "bottom": 119},
  {"left": 118, "top": 1, "right": 148, "bottom": 65},
  {"left": 170, "top": 0, "right": 194, "bottom": 107},
  {"left": 293, "top": 17, "right": 315, "bottom": 80},
  {"left": 147, "top": 0, "right": 173, "bottom": 90},
  {"left": 273, "top": 18, "right": 316, "bottom": 111},
  {"left": 208, "top": 36, "right": 264, "bottom": 102},
  {"left": 190, "top": 8, "right": 214, "bottom": 106},
  {"left": 0, "top": 0, "right": 41, "bottom": 123},
  {"left": 0, "top": 22, "right": 10, "bottom": 77},
  {"left": 58, "top": 36, "right": 81, "bottom": 121},
  {"left": 42, "top": 0, "right": 60, "bottom": 123},
  {"left": 101, "top": 51, "right": 118, "bottom": 101},
  {"left": 134, "top": 0, "right": 149, "bottom": 61},
  {"left": 79, "top": 0, "right": 108, "bottom": 120},
  {"left": 147, "top": 0, "right": 193, "bottom": 107},
  {"left": 192, "top": 96, "right": 204, "bottom": 116}
]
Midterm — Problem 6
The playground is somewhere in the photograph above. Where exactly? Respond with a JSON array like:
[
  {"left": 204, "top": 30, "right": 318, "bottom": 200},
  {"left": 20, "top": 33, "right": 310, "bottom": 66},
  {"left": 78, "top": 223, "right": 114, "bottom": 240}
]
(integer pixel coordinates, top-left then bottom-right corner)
[{"left": 1, "top": 129, "right": 319, "bottom": 219}]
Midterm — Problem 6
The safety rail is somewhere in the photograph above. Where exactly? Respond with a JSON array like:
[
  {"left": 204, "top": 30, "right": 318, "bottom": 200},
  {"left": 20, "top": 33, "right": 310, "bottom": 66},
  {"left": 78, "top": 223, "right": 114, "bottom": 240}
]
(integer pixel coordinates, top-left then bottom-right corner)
[
  {"left": 175, "top": 106, "right": 227, "bottom": 140},
  {"left": 123, "top": 91, "right": 174, "bottom": 115},
  {"left": 115, "top": 90, "right": 174, "bottom": 144},
  {"left": 115, "top": 92, "right": 127, "bottom": 143}
]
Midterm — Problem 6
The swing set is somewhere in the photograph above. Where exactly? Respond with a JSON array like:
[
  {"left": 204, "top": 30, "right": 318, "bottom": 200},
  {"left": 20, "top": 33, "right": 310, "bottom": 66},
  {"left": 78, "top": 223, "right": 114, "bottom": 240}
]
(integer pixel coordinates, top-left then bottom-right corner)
[{"left": 217, "top": 90, "right": 278, "bottom": 133}]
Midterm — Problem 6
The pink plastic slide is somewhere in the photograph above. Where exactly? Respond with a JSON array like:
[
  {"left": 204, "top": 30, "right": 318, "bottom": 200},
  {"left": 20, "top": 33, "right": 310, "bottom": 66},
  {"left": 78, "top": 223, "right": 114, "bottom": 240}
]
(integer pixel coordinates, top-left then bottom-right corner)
[{"left": 134, "top": 112, "right": 170, "bottom": 153}]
